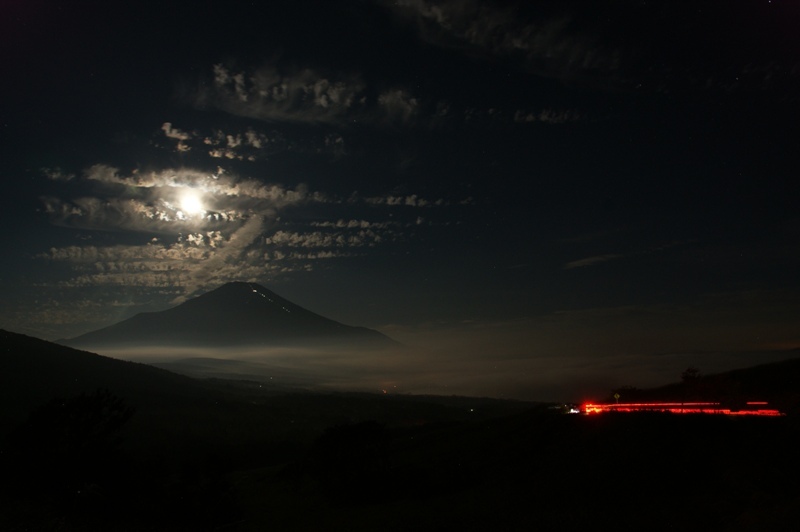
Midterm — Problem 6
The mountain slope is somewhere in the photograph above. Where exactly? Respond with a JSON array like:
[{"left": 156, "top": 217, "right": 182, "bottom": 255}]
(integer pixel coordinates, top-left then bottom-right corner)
[
  {"left": 62, "top": 282, "right": 396, "bottom": 349},
  {"left": 0, "top": 329, "right": 216, "bottom": 430}
]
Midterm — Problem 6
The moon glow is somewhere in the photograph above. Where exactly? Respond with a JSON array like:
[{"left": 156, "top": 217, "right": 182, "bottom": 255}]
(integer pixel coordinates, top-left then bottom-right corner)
[{"left": 180, "top": 191, "right": 205, "bottom": 215}]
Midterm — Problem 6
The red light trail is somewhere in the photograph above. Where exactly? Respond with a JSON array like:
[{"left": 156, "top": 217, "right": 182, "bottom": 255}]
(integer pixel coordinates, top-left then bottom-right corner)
[{"left": 582, "top": 401, "right": 784, "bottom": 416}]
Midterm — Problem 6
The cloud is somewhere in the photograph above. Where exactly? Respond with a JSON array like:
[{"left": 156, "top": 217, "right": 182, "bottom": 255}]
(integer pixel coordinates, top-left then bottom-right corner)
[
  {"left": 198, "top": 64, "right": 446, "bottom": 130},
  {"left": 310, "top": 219, "right": 392, "bottom": 230},
  {"left": 563, "top": 241, "right": 684, "bottom": 270},
  {"left": 204, "top": 127, "right": 273, "bottom": 160},
  {"left": 514, "top": 108, "right": 580, "bottom": 124},
  {"left": 161, "top": 122, "right": 192, "bottom": 141},
  {"left": 266, "top": 250, "right": 357, "bottom": 261},
  {"left": 198, "top": 61, "right": 586, "bottom": 131},
  {"left": 364, "top": 194, "right": 442, "bottom": 207},
  {"left": 179, "top": 215, "right": 266, "bottom": 297},
  {"left": 564, "top": 254, "right": 623, "bottom": 270},
  {"left": 44, "top": 238, "right": 219, "bottom": 264},
  {"left": 161, "top": 122, "right": 192, "bottom": 152},
  {"left": 38, "top": 161, "right": 355, "bottom": 300},
  {"left": 323, "top": 134, "right": 347, "bottom": 158},
  {"left": 386, "top": 0, "right": 622, "bottom": 84},
  {"left": 377, "top": 89, "right": 419, "bottom": 124},
  {"left": 200, "top": 64, "right": 366, "bottom": 124},
  {"left": 37, "top": 161, "right": 439, "bottom": 308},
  {"left": 41, "top": 195, "right": 229, "bottom": 234},
  {"left": 41, "top": 167, "right": 75, "bottom": 181},
  {"left": 34, "top": 131, "right": 467, "bottom": 339},
  {"left": 40, "top": 159, "right": 442, "bottom": 273},
  {"left": 43, "top": 164, "right": 321, "bottom": 233},
  {"left": 157, "top": 121, "right": 347, "bottom": 161},
  {"left": 386, "top": 0, "right": 800, "bottom": 97},
  {"left": 265, "top": 229, "right": 383, "bottom": 248},
  {"left": 41, "top": 216, "right": 282, "bottom": 297}
]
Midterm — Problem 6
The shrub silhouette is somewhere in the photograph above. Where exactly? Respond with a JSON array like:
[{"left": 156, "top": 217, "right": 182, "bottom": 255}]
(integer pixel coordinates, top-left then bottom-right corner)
[{"left": 6, "top": 388, "right": 135, "bottom": 502}]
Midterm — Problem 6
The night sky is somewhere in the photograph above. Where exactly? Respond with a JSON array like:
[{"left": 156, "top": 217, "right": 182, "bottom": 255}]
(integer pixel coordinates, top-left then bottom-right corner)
[{"left": 2, "top": 0, "right": 799, "bottom": 400}]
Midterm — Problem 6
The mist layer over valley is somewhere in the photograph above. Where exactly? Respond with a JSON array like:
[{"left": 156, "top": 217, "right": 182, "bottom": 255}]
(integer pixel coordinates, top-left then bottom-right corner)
[
  {"left": 78, "top": 343, "right": 800, "bottom": 407},
  {"left": 57, "top": 282, "right": 799, "bottom": 402}
]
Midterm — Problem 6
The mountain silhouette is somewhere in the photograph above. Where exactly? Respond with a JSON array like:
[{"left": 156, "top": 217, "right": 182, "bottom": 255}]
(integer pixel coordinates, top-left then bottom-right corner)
[{"left": 62, "top": 282, "right": 397, "bottom": 349}]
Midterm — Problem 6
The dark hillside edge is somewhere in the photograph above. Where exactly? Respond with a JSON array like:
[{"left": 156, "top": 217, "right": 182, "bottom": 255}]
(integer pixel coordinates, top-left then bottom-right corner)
[{"left": 0, "top": 329, "right": 216, "bottom": 429}]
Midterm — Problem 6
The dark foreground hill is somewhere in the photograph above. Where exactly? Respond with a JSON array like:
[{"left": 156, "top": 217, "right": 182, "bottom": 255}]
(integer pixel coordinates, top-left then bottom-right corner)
[
  {"left": 3, "top": 329, "right": 800, "bottom": 531},
  {"left": 0, "top": 329, "right": 215, "bottom": 429},
  {"left": 0, "top": 329, "right": 536, "bottom": 530},
  {"left": 62, "top": 282, "right": 397, "bottom": 349},
  {"left": 0, "top": 329, "right": 519, "bottom": 444}
]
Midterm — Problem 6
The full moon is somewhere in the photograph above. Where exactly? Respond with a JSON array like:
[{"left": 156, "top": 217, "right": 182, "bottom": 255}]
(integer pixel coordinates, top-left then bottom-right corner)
[{"left": 180, "top": 191, "right": 204, "bottom": 215}]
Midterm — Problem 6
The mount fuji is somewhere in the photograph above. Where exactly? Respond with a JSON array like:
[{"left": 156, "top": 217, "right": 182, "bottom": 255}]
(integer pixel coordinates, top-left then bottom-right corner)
[{"left": 62, "top": 282, "right": 397, "bottom": 350}]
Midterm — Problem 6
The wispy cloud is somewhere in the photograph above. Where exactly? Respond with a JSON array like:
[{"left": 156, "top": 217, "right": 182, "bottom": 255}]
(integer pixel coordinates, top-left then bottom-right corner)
[
  {"left": 265, "top": 229, "right": 385, "bottom": 249},
  {"left": 386, "top": 0, "right": 622, "bottom": 84},
  {"left": 38, "top": 162, "right": 330, "bottom": 298},
  {"left": 204, "top": 127, "right": 273, "bottom": 161},
  {"left": 33, "top": 103, "right": 471, "bottom": 336},
  {"left": 42, "top": 164, "right": 323, "bottom": 234},
  {"left": 178, "top": 215, "right": 267, "bottom": 298},
  {"left": 385, "top": 0, "right": 800, "bottom": 97},
  {"left": 41, "top": 218, "right": 293, "bottom": 301},
  {"left": 41, "top": 167, "right": 75, "bottom": 181},
  {"left": 157, "top": 120, "right": 345, "bottom": 161},
  {"left": 37, "top": 158, "right": 454, "bottom": 311},
  {"left": 197, "top": 62, "right": 571, "bottom": 130},
  {"left": 161, "top": 122, "right": 193, "bottom": 152},
  {"left": 199, "top": 64, "right": 367, "bottom": 125},
  {"left": 363, "top": 194, "right": 444, "bottom": 207},
  {"left": 377, "top": 89, "right": 419, "bottom": 125},
  {"left": 564, "top": 254, "right": 623, "bottom": 270},
  {"left": 514, "top": 108, "right": 580, "bottom": 124},
  {"left": 309, "top": 219, "right": 393, "bottom": 230},
  {"left": 563, "top": 239, "right": 687, "bottom": 270}
]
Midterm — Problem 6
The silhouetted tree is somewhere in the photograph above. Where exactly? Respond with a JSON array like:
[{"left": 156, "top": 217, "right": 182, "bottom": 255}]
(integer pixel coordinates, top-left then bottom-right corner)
[
  {"left": 6, "top": 388, "right": 135, "bottom": 503},
  {"left": 681, "top": 366, "right": 701, "bottom": 402},
  {"left": 681, "top": 366, "right": 701, "bottom": 384}
]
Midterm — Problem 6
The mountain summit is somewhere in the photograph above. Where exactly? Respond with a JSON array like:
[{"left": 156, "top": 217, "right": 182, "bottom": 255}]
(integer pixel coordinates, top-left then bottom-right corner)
[{"left": 63, "top": 282, "right": 396, "bottom": 349}]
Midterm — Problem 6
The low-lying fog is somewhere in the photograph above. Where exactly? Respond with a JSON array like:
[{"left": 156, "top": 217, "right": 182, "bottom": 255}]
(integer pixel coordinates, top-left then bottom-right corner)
[{"left": 88, "top": 313, "right": 800, "bottom": 402}]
